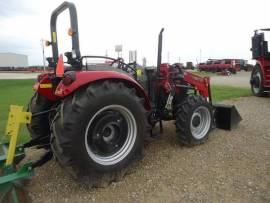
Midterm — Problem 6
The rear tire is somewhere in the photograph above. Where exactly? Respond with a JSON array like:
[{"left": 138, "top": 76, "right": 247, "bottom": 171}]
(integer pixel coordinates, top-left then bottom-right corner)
[
  {"left": 50, "top": 81, "right": 147, "bottom": 186},
  {"left": 27, "top": 93, "right": 53, "bottom": 139},
  {"left": 175, "top": 95, "right": 213, "bottom": 146}
]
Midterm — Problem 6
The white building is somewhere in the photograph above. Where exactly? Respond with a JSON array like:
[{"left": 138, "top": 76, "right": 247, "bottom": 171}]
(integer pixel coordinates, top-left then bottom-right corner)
[{"left": 0, "top": 53, "right": 28, "bottom": 67}]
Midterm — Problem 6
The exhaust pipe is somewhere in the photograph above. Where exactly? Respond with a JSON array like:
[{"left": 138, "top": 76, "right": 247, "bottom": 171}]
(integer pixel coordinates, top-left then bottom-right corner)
[
  {"left": 157, "top": 28, "right": 164, "bottom": 76},
  {"left": 213, "top": 104, "right": 242, "bottom": 130}
]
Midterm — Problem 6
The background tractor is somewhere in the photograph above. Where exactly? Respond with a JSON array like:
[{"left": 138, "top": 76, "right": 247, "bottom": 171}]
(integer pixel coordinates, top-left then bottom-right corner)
[
  {"left": 24, "top": 1, "right": 241, "bottom": 186},
  {"left": 250, "top": 29, "right": 270, "bottom": 96}
]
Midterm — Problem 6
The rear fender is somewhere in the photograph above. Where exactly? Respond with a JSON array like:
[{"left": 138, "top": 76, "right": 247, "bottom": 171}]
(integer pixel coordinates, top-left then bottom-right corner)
[{"left": 55, "top": 71, "right": 151, "bottom": 110}]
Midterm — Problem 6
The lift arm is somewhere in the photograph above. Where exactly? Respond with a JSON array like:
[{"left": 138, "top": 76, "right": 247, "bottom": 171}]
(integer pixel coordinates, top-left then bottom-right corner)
[{"left": 183, "top": 71, "right": 212, "bottom": 102}]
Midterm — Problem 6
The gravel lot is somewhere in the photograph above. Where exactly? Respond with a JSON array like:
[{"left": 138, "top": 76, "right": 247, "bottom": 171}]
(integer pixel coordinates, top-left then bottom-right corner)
[
  {"left": 210, "top": 71, "right": 250, "bottom": 88},
  {"left": 0, "top": 72, "right": 39, "bottom": 79},
  {"left": 0, "top": 71, "right": 251, "bottom": 88},
  {"left": 25, "top": 96, "right": 270, "bottom": 203}
]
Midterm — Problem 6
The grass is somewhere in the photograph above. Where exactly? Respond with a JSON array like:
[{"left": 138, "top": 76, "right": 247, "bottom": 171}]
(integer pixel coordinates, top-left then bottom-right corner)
[
  {"left": 211, "top": 85, "right": 251, "bottom": 102},
  {"left": 0, "top": 79, "right": 251, "bottom": 144},
  {"left": 0, "top": 79, "right": 35, "bottom": 143}
]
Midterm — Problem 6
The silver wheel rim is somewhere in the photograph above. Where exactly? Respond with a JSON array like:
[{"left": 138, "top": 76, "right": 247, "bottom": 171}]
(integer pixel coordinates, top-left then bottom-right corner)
[
  {"left": 252, "top": 71, "right": 261, "bottom": 94},
  {"left": 85, "top": 105, "right": 137, "bottom": 166},
  {"left": 190, "top": 106, "right": 211, "bottom": 139}
]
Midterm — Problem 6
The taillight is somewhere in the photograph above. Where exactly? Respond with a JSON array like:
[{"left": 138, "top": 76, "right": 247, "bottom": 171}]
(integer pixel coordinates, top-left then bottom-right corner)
[{"left": 62, "top": 71, "right": 76, "bottom": 86}]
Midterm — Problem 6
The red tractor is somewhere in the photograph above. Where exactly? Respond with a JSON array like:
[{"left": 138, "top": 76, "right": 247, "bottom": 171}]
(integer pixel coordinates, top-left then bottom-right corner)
[
  {"left": 26, "top": 2, "right": 240, "bottom": 185},
  {"left": 250, "top": 29, "right": 270, "bottom": 96}
]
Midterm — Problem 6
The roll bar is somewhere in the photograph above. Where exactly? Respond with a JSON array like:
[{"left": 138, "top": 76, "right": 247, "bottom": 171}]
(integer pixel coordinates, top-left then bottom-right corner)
[{"left": 50, "top": 1, "right": 81, "bottom": 63}]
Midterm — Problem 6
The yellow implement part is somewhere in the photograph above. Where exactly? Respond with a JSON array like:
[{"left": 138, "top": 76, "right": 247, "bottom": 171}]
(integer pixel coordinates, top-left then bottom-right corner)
[{"left": 5, "top": 105, "right": 31, "bottom": 166}]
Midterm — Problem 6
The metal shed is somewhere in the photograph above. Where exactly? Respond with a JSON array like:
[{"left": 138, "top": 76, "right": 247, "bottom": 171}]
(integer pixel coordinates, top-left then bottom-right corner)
[{"left": 0, "top": 53, "right": 28, "bottom": 68}]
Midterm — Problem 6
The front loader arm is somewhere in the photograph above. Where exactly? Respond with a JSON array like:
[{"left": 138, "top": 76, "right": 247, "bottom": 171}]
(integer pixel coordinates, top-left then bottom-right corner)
[
  {"left": 183, "top": 71, "right": 212, "bottom": 102},
  {"left": 182, "top": 71, "right": 242, "bottom": 130}
]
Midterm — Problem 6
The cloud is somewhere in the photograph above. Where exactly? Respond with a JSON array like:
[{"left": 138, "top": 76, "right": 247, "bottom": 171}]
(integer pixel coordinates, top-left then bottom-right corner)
[
  {"left": 0, "top": 34, "right": 43, "bottom": 65},
  {"left": 1, "top": 0, "right": 270, "bottom": 66},
  {"left": 0, "top": 0, "right": 37, "bottom": 18},
  {"left": 0, "top": 37, "right": 35, "bottom": 53}
]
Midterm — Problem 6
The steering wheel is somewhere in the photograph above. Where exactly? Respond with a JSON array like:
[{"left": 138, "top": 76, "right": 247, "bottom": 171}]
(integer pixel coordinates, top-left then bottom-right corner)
[
  {"left": 172, "top": 63, "right": 184, "bottom": 74},
  {"left": 110, "top": 58, "right": 124, "bottom": 69},
  {"left": 110, "top": 58, "right": 137, "bottom": 75}
]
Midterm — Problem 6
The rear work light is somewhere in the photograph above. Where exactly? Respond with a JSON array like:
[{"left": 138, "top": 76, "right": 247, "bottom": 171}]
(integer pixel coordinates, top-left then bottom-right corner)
[{"left": 62, "top": 71, "right": 76, "bottom": 86}]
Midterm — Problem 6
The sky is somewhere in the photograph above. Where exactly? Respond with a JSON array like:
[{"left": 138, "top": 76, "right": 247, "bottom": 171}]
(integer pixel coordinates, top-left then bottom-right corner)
[{"left": 1, "top": 0, "right": 270, "bottom": 66}]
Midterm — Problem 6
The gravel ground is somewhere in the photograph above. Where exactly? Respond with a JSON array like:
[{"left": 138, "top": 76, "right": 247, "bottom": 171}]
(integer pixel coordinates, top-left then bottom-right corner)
[
  {"left": 24, "top": 96, "right": 270, "bottom": 203},
  {"left": 210, "top": 71, "right": 250, "bottom": 88},
  {"left": 0, "top": 70, "right": 251, "bottom": 89},
  {"left": 0, "top": 72, "right": 39, "bottom": 79}
]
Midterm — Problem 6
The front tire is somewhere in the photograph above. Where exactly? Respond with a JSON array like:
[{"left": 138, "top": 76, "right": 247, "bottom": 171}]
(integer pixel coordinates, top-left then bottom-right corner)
[
  {"left": 175, "top": 95, "right": 213, "bottom": 146},
  {"left": 50, "top": 81, "right": 147, "bottom": 186}
]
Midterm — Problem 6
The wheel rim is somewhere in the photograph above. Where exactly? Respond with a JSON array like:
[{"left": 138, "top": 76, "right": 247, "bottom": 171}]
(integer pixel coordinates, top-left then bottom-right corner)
[
  {"left": 190, "top": 106, "right": 211, "bottom": 139},
  {"left": 252, "top": 71, "right": 261, "bottom": 94},
  {"left": 85, "top": 105, "right": 137, "bottom": 166}
]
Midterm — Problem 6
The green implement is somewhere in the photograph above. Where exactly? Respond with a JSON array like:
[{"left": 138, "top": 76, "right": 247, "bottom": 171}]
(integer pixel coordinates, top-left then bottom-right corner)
[{"left": 0, "top": 106, "right": 34, "bottom": 203}]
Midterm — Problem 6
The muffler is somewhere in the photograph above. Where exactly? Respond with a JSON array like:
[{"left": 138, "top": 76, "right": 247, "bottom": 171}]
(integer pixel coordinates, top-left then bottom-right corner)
[{"left": 213, "top": 104, "right": 242, "bottom": 130}]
